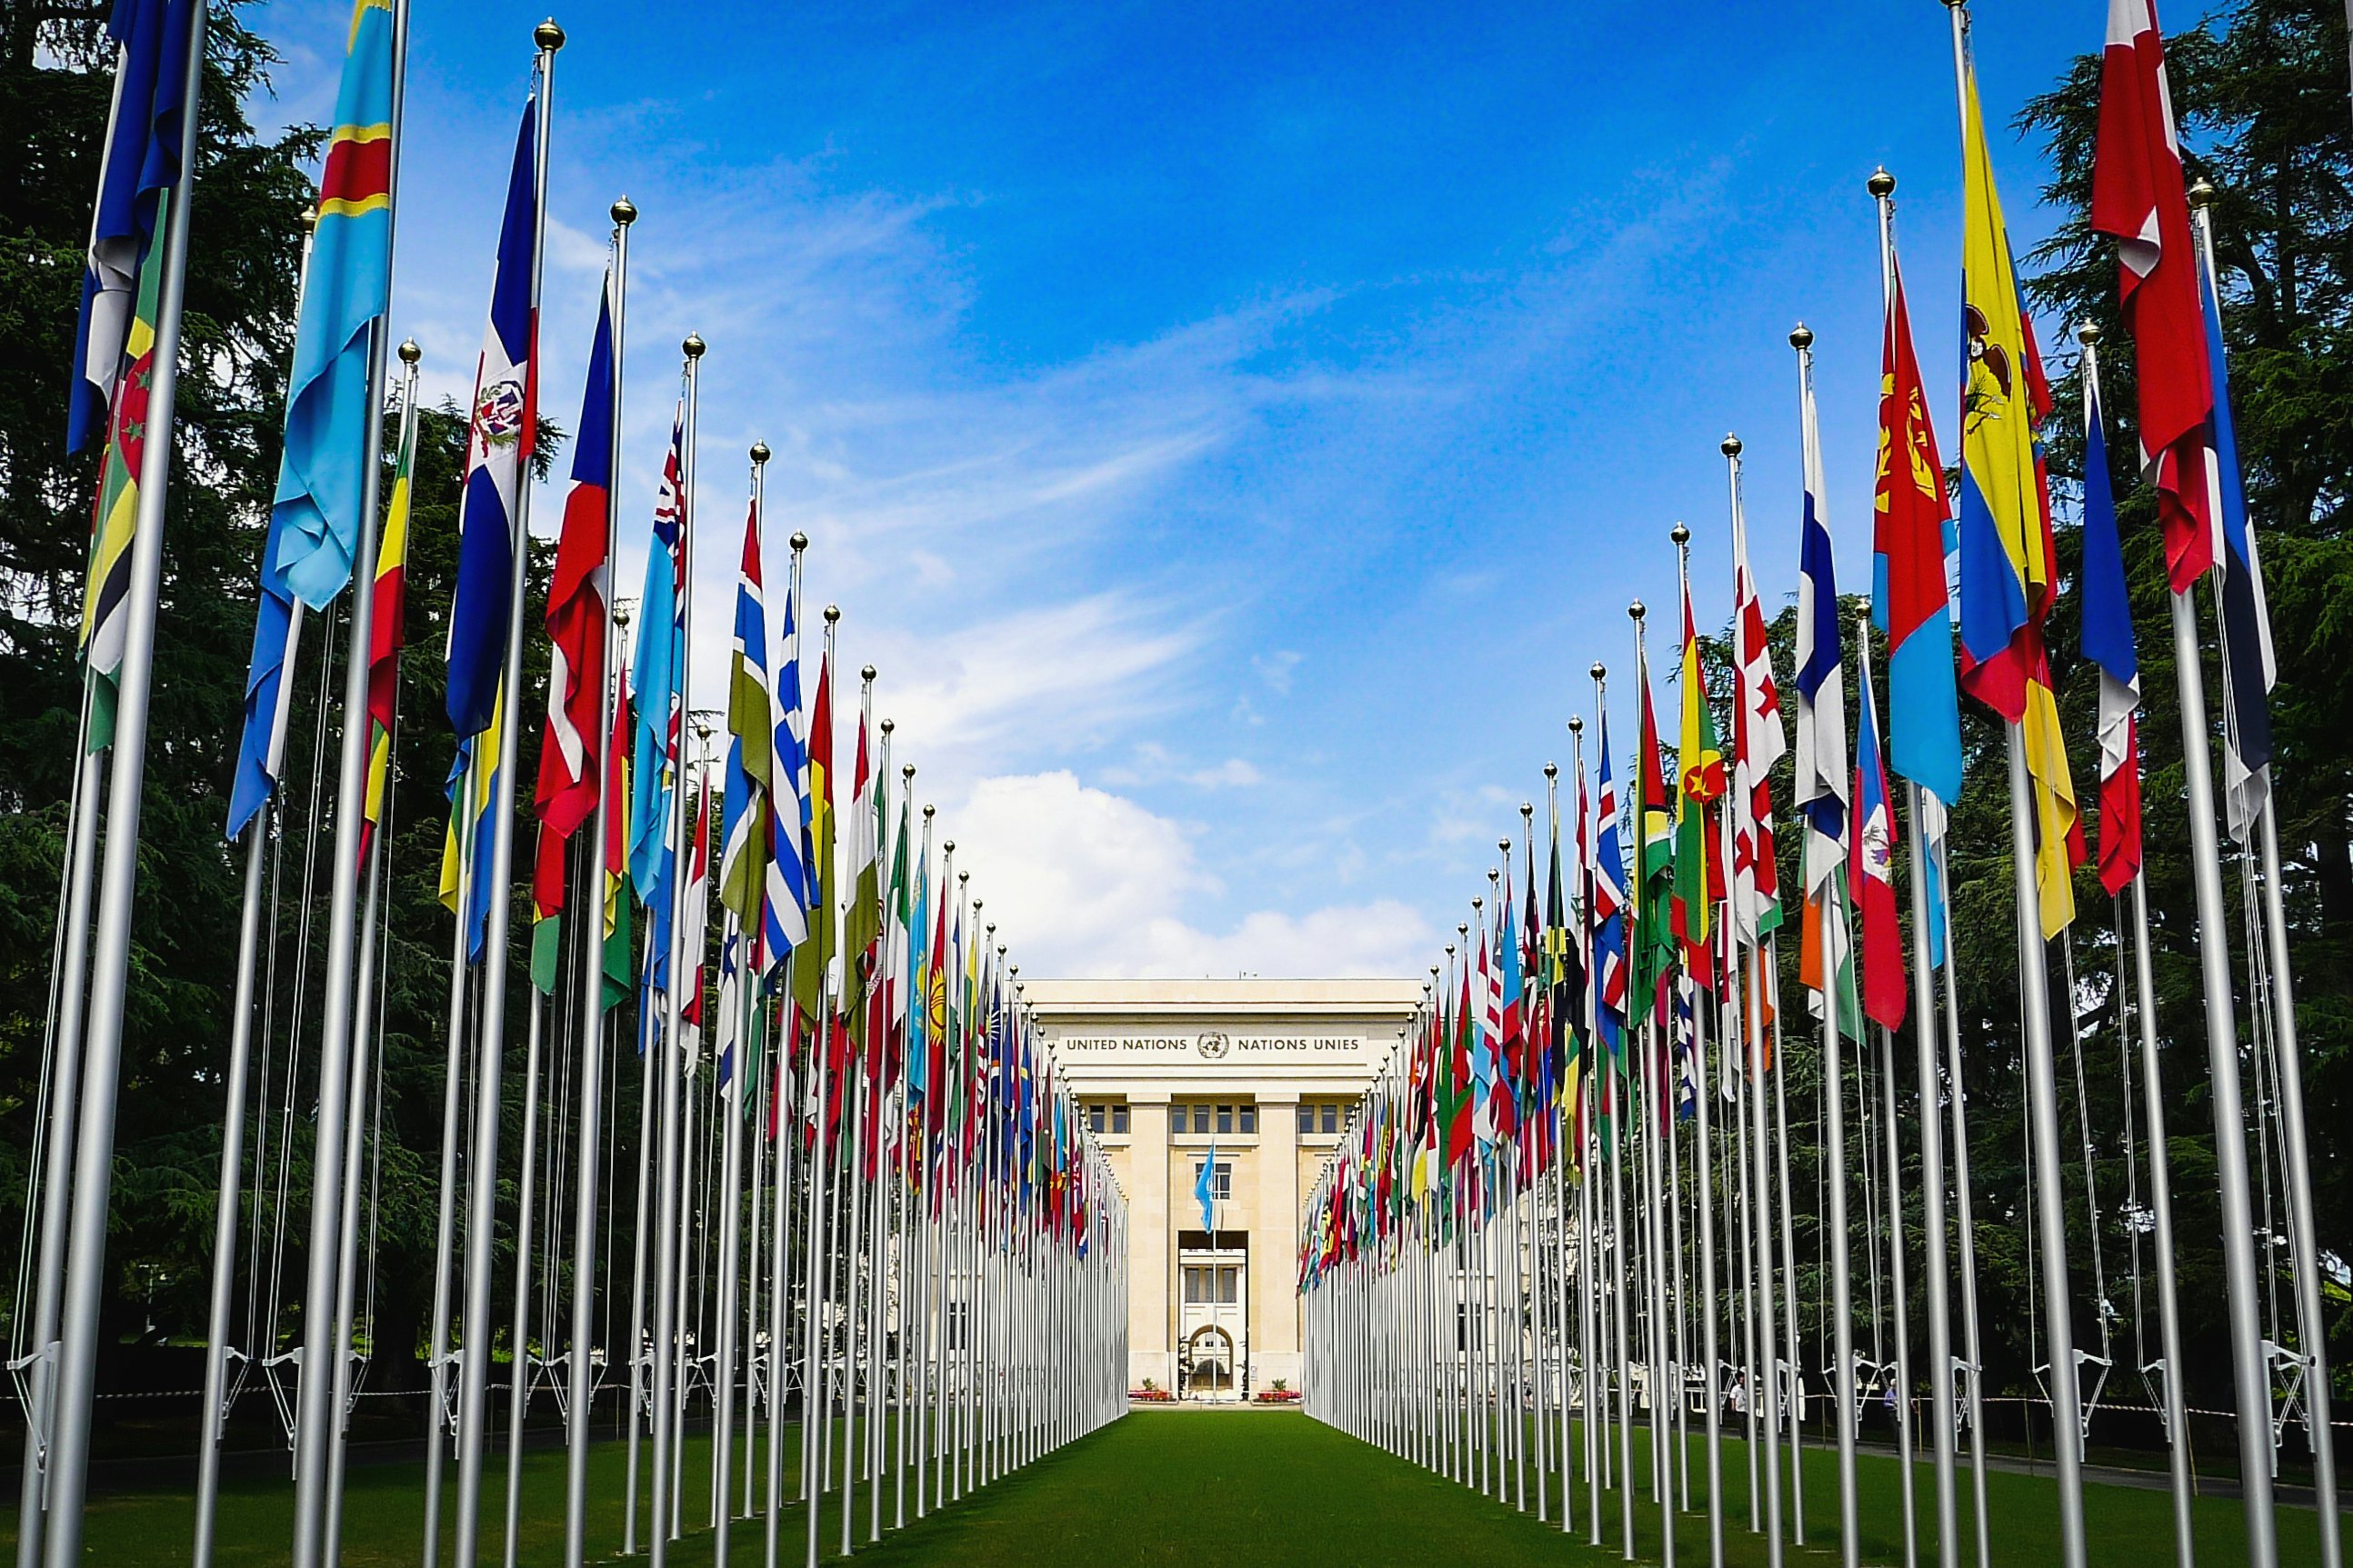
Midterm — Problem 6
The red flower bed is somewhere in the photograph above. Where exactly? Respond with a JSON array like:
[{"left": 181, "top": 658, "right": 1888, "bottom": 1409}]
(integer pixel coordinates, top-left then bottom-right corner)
[
  {"left": 1253, "top": 1387, "right": 1301, "bottom": 1403},
  {"left": 1129, "top": 1387, "right": 1174, "bottom": 1402}
]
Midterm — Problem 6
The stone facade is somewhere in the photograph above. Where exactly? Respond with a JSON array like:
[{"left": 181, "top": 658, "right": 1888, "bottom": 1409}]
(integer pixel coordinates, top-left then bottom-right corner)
[{"left": 1022, "top": 977, "right": 1419, "bottom": 1399}]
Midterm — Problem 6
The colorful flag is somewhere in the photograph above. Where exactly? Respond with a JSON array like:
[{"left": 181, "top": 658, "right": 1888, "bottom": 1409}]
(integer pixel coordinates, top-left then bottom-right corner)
[
  {"left": 1956, "top": 52, "right": 2081, "bottom": 935},
  {"left": 845, "top": 697, "right": 882, "bottom": 1012},
  {"left": 1673, "top": 580, "right": 1725, "bottom": 964},
  {"left": 789, "top": 648, "right": 836, "bottom": 1025},
  {"left": 1853, "top": 643, "right": 1905, "bottom": 1031},
  {"left": 1729, "top": 470, "right": 1786, "bottom": 943},
  {"left": 719, "top": 496, "right": 772, "bottom": 930},
  {"left": 268, "top": 0, "right": 396, "bottom": 609},
  {"left": 764, "top": 574, "right": 811, "bottom": 960},
  {"left": 2093, "top": 0, "right": 2213, "bottom": 589},
  {"left": 68, "top": 0, "right": 198, "bottom": 454},
  {"left": 1795, "top": 343, "right": 1857, "bottom": 1033},
  {"left": 445, "top": 97, "right": 539, "bottom": 739},
  {"left": 2080, "top": 361, "right": 2144, "bottom": 895},
  {"left": 355, "top": 395, "right": 414, "bottom": 868},
  {"left": 1591, "top": 707, "right": 1628, "bottom": 1061},
  {"left": 1873, "top": 258, "right": 1963, "bottom": 806},
  {"left": 1635, "top": 669, "right": 1676, "bottom": 1018},
  {"left": 680, "top": 769, "right": 713, "bottom": 1059},
  {"left": 628, "top": 403, "right": 686, "bottom": 906},
  {"left": 85, "top": 214, "right": 170, "bottom": 754},
  {"left": 536, "top": 280, "right": 614, "bottom": 838}
]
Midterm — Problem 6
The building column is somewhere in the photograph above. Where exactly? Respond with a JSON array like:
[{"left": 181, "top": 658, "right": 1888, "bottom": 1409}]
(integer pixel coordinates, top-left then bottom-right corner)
[
  {"left": 1256, "top": 1095, "right": 1301, "bottom": 1393},
  {"left": 1128, "top": 1093, "right": 1171, "bottom": 1393}
]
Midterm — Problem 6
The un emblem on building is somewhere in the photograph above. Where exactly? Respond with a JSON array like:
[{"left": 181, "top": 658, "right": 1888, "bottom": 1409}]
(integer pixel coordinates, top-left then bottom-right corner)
[{"left": 1196, "top": 1031, "right": 1229, "bottom": 1060}]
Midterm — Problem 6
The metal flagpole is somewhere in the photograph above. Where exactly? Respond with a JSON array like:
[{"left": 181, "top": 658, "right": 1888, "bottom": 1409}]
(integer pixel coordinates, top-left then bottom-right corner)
[
  {"left": 624, "top": 905, "right": 656, "bottom": 1556},
  {"left": 1872, "top": 165, "right": 1962, "bottom": 1568},
  {"left": 36, "top": 13, "right": 208, "bottom": 1547},
  {"left": 426, "top": 708, "right": 482, "bottom": 1568},
  {"left": 502, "top": 993, "right": 550, "bottom": 1568},
  {"left": 650, "top": 333, "right": 706, "bottom": 1568},
  {"left": 1876, "top": 1023, "right": 1919, "bottom": 1568},
  {"left": 453, "top": 35, "right": 564, "bottom": 1565},
  {"left": 566, "top": 191, "right": 632, "bottom": 1568}
]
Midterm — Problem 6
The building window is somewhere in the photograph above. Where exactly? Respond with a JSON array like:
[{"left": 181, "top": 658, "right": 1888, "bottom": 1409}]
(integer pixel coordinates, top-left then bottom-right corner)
[
  {"left": 1088, "top": 1104, "right": 1106, "bottom": 1134},
  {"left": 1297, "top": 1103, "right": 1314, "bottom": 1134},
  {"left": 1193, "top": 1104, "right": 1211, "bottom": 1134},
  {"left": 1194, "top": 1161, "right": 1232, "bottom": 1203},
  {"left": 1217, "top": 1104, "right": 1234, "bottom": 1135},
  {"left": 1321, "top": 1103, "right": 1338, "bottom": 1134},
  {"left": 1111, "top": 1104, "right": 1129, "bottom": 1134},
  {"left": 1183, "top": 1264, "right": 1239, "bottom": 1305},
  {"left": 1238, "top": 1104, "right": 1256, "bottom": 1134}
]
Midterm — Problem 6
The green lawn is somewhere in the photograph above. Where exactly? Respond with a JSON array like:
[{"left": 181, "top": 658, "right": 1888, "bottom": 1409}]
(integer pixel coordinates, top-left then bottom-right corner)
[{"left": 6, "top": 1408, "right": 2338, "bottom": 1565}]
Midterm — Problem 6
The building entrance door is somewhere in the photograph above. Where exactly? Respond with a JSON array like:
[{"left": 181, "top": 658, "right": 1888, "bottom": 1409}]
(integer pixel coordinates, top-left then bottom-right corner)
[{"left": 1177, "top": 1246, "right": 1246, "bottom": 1401}]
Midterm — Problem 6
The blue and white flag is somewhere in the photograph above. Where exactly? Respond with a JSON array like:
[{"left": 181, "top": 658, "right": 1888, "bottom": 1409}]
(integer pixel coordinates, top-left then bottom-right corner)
[
  {"left": 629, "top": 402, "right": 687, "bottom": 923},
  {"left": 1196, "top": 1140, "right": 1217, "bottom": 1232},
  {"left": 764, "top": 575, "right": 812, "bottom": 962},
  {"left": 2201, "top": 261, "right": 2276, "bottom": 842},
  {"left": 445, "top": 95, "right": 539, "bottom": 739}
]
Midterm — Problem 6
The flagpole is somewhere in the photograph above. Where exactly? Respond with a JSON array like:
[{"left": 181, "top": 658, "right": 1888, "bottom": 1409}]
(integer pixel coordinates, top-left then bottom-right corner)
[
  {"left": 563, "top": 190, "right": 633, "bottom": 1568},
  {"left": 650, "top": 334, "right": 706, "bottom": 1568},
  {"left": 2223, "top": 347, "right": 2343, "bottom": 1568},
  {"left": 1861, "top": 164, "right": 1963, "bottom": 1568}
]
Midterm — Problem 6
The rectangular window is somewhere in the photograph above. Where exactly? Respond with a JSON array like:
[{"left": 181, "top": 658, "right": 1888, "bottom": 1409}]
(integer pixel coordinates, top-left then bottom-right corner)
[
  {"left": 1193, "top": 1104, "right": 1211, "bottom": 1134},
  {"left": 1297, "top": 1103, "right": 1314, "bottom": 1134},
  {"left": 1217, "top": 1104, "right": 1234, "bottom": 1135},
  {"left": 1322, "top": 1103, "right": 1338, "bottom": 1134},
  {"left": 1111, "top": 1104, "right": 1129, "bottom": 1134},
  {"left": 1088, "top": 1104, "right": 1106, "bottom": 1134},
  {"left": 1194, "top": 1161, "right": 1232, "bottom": 1203},
  {"left": 1183, "top": 1266, "right": 1204, "bottom": 1303},
  {"left": 1238, "top": 1104, "right": 1257, "bottom": 1134},
  {"left": 1220, "top": 1266, "right": 1239, "bottom": 1304}
]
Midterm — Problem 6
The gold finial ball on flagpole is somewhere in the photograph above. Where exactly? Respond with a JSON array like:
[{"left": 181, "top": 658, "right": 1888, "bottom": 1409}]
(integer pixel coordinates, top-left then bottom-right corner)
[
  {"left": 1567, "top": 715, "right": 1584, "bottom": 736},
  {"left": 924, "top": 804, "right": 936, "bottom": 820},
  {"left": 1868, "top": 166, "right": 1897, "bottom": 200},
  {"left": 1628, "top": 600, "right": 1647, "bottom": 622},
  {"left": 790, "top": 531, "right": 808, "bottom": 552},
  {"left": 751, "top": 441, "right": 771, "bottom": 464},
  {"left": 398, "top": 338, "right": 421, "bottom": 366},
  {"left": 1497, "top": 839, "right": 1511, "bottom": 857},
  {"left": 1545, "top": 761, "right": 1560, "bottom": 778},
  {"left": 612, "top": 195, "right": 637, "bottom": 227},
  {"left": 301, "top": 205, "right": 318, "bottom": 235},
  {"left": 1790, "top": 322, "right": 1815, "bottom": 352},
  {"left": 1671, "top": 522, "right": 1690, "bottom": 547},
  {"left": 535, "top": 18, "right": 565, "bottom": 51},
  {"left": 683, "top": 333, "right": 706, "bottom": 360},
  {"left": 903, "top": 763, "right": 916, "bottom": 782},
  {"left": 1589, "top": 662, "right": 1606, "bottom": 681},
  {"left": 1521, "top": 801, "right": 1534, "bottom": 821},
  {"left": 2078, "top": 321, "right": 2102, "bottom": 347},
  {"left": 944, "top": 839, "right": 955, "bottom": 854},
  {"left": 861, "top": 664, "right": 876, "bottom": 683},
  {"left": 879, "top": 717, "right": 894, "bottom": 735},
  {"left": 2188, "top": 178, "right": 2218, "bottom": 209},
  {"left": 823, "top": 604, "right": 841, "bottom": 624},
  {"left": 1721, "top": 433, "right": 1742, "bottom": 458}
]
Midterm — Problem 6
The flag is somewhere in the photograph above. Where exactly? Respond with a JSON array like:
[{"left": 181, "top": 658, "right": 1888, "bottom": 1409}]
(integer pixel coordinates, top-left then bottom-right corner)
[
  {"left": 536, "top": 281, "right": 615, "bottom": 838},
  {"left": 628, "top": 404, "right": 686, "bottom": 907},
  {"left": 1196, "top": 1142, "right": 1218, "bottom": 1232},
  {"left": 719, "top": 496, "right": 772, "bottom": 929},
  {"left": 845, "top": 698, "right": 882, "bottom": 1012},
  {"left": 602, "top": 675, "right": 633, "bottom": 1007},
  {"left": 80, "top": 215, "right": 169, "bottom": 748},
  {"left": 267, "top": 0, "right": 396, "bottom": 609},
  {"left": 1673, "top": 580, "right": 1725, "bottom": 963},
  {"left": 764, "top": 575, "right": 811, "bottom": 961},
  {"left": 445, "top": 96, "right": 540, "bottom": 739},
  {"left": 2080, "top": 362, "right": 2144, "bottom": 895},
  {"left": 790, "top": 649, "right": 836, "bottom": 1024},
  {"left": 1591, "top": 708, "right": 1628, "bottom": 1062},
  {"left": 1956, "top": 52, "right": 2080, "bottom": 935},
  {"left": 67, "top": 0, "right": 199, "bottom": 454},
  {"left": 2201, "top": 255, "right": 2276, "bottom": 841},
  {"left": 1853, "top": 644, "right": 1905, "bottom": 1031},
  {"left": 2093, "top": 0, "right": 2214, "bottom": 590},
  {"left": 355, "top": 397, "right": 414, "bottom": 869},
  {"left": 1445, "top": 962, "right": 1475, "bottom": 1170},
  {"left": 1796, "top": 346, "right": 1858, "bottom": 1035},
  {"left": 680, "top": 772, "right": 713, "bottom": 1060},
  {"left": 1729, "top": 471, "right": 1786, "bottom": 943},
  {"left": 1873, "top": 258, "right": 1964, "bottom": 806},
  {"left": 1634, "top": 672, "right": 1676, "bottom": 1016},
  {"left": 225, "top": 0, "right": 395, "bottom": 831}
]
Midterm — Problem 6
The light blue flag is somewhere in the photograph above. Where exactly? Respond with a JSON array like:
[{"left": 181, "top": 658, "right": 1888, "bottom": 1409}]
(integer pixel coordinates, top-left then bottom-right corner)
[{"left": 1196, "top": 1140, "right": 1217, "bottom": 1232}]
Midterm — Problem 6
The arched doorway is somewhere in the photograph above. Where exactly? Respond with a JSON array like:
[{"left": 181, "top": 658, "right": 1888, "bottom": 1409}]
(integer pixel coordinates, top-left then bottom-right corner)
[{"left": 1184, "top": 1324, "right": 1236, "bottom": 1397}]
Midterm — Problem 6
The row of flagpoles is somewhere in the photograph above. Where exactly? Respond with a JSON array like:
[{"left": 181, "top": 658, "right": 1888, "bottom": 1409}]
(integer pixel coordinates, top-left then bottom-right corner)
[
  {"left": 1298, "top": 4, "right": 2336, "bottom": 1567},
  {"left": 26, "top": 5, "right": 1128, "bottom": 1567}
]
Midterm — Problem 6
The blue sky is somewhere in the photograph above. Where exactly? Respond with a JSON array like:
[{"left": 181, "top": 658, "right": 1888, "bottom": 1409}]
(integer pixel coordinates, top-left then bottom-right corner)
[{"left": 255, "top": 0, "right": 2102, "bottom": 976}]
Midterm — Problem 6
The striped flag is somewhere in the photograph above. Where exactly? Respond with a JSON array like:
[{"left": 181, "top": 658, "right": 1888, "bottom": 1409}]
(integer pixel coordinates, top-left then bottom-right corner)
[
  {"left": 2093, "top": 0, "right": 2214, "bottom": 589},
  {"left": 628, "top": 404, "right": 687, "bottom": 911},
  {"left": 1956, "top": 53, "right": 2082, "bottom": 937},
  {"left": 2079, "top": 359, "right": 2144, "bottom": 895},
  {"left": 1795, "top": 342, "right": 1858, "bottom": 1034},
  {"left": 1872, "top": 258, "right": 1964, "bottom": 807},
  {"left": 445, "top": 96, "right": 540, "bottom": 740},
  {"left": 536, "top": 281, "right": 615, "bottom": 837},
  {"left": 2200, "top": 256, "right": 2276, "bottom": 842},
  {"left": 1729, "top": 470, "right": 1785, "bottom": 943},
  {"left": 763, "top": 573, "right": 811, "bottom": 961},
  {"left": 789, "top": 647, "right": 836, "bottom": 1025},
  {"left": 1590, "top": 707, "right": 1628, "bottom": 1061},
  {"left": 84, "top": 222, "right": 169, "bottom": 750},
  {"left": 355, "top": 393, "right": 415, "bottom": 870},
  {"left": 719, "top": 497, "right": 773, "bottom": 931},
  {"left": 1673, "top": 579, "right": 1724, "bottom": 964}
]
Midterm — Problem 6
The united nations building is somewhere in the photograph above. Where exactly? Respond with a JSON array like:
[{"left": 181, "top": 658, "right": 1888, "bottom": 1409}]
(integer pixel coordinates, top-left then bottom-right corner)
[{"left": 1023, "top": 977, "right": 1422, "bottom": 1400}]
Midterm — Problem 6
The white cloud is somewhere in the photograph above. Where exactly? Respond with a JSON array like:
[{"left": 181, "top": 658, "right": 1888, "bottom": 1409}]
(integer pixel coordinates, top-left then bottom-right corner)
[{"left": 943, "top": 772, "right": 1429, "bottom": 979}]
